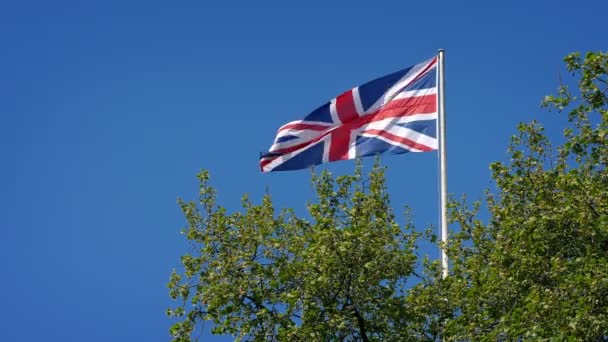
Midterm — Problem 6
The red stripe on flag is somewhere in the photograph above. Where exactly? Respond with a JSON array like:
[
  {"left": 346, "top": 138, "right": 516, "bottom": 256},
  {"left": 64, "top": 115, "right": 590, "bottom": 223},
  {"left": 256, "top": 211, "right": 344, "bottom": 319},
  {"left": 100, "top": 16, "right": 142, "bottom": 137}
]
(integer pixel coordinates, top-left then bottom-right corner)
[
  {"left": 362, "top": 129, "right": 435, "bottom": 151},
  {"left": 260, "top": 158, "right": 273, "bottom": 169},
  {"left": 278, "top": 122, "right": 331, "bottom": 133},
  {"left": 269, "top": 127, "right": 335, "bottom": 155},
  {"left": 369, "top": 95, "right": 436, "bottom": 121},
  {"left": 381, "top": 93, "right": 436, "bottom": 110},
  {"left": 336, "top": 95, "right": 436, "bottom": 130},
  {"left": 335, "top": 90, "right": 360, "bottom": 123},
  {"left": 328, "top": 127, "right": 351, "bottom": 161}
]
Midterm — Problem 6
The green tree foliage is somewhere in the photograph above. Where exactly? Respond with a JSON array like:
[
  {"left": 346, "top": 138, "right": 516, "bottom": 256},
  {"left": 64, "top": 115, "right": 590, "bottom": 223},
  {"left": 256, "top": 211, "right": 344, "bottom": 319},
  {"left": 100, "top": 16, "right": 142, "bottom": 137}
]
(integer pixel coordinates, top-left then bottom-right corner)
[
  {"left": 167, "top": 162, "right": 433, "bottom": 341},
  {"left": 412, "top": 51, "right": 608, "bottom": 340}
]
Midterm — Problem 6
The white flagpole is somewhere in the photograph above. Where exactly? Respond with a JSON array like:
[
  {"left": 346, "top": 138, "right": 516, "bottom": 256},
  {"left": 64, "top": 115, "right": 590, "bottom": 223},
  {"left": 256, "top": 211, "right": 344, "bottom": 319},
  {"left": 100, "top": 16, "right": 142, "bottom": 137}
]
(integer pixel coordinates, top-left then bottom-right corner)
[{"left": 437, "top": 49, "right": 449, "bottom": 278}]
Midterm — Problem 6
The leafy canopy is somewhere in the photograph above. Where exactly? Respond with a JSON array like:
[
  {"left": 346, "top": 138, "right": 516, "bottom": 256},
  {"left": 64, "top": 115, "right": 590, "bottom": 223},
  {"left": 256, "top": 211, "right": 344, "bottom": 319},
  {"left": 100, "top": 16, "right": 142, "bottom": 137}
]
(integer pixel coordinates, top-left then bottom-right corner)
[{"left": 168, "top": 161, "right": 433, "bottom": 341}]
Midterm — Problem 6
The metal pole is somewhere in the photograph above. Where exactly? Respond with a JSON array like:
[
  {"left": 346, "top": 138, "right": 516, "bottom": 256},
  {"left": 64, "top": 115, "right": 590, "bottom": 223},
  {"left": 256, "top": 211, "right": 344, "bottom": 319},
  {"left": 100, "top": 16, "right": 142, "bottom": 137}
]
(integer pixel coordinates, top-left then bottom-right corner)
[{"left": 437, "top": 49, "right": 448, "bottom": 278}]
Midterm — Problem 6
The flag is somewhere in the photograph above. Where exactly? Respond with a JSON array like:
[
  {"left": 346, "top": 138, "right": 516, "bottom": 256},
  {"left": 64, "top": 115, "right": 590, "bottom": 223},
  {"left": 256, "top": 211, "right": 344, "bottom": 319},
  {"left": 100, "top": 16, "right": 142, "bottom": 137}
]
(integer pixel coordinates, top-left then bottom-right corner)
[{"left": 260, "top": 57, "right": 438, "bottom": 172}]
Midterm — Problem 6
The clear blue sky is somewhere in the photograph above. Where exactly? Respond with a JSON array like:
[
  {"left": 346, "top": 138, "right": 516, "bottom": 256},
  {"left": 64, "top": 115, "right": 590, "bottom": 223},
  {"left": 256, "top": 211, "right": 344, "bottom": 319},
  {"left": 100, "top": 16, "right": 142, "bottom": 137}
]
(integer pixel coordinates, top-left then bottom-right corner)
[{"left": 1, "top": 0, "right": 605, "bottom": 340}]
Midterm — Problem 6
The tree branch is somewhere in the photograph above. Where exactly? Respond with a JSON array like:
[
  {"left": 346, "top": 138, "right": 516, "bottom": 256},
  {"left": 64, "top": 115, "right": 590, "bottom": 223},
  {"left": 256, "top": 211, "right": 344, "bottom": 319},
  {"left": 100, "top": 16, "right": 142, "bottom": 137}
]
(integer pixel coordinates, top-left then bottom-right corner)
[{"left": 352, "top": 305, "right": 370, "bottom": 342}]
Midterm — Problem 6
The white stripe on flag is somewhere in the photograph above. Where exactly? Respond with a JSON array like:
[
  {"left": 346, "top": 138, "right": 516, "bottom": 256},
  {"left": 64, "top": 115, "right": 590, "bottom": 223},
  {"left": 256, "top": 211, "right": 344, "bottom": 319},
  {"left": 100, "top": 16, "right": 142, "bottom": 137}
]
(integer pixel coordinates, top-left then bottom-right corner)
[{"left": 329, "top": 98, "right": 341, "bottom": 124}]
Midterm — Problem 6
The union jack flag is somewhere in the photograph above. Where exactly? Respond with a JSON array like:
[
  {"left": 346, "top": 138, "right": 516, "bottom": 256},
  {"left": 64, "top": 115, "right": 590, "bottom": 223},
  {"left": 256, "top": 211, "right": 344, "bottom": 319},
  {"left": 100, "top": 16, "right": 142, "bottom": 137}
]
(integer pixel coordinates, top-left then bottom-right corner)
[{"left": 260, "top": 57, "right": 438, "bottom": 172}]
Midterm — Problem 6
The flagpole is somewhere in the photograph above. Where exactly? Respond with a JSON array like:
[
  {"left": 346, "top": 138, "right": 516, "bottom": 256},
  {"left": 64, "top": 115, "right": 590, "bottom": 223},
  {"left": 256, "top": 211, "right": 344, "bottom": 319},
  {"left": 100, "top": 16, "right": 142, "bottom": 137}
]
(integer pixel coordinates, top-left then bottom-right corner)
[{"left": 437, "top": 49, "right": 449, "bottom": 279}]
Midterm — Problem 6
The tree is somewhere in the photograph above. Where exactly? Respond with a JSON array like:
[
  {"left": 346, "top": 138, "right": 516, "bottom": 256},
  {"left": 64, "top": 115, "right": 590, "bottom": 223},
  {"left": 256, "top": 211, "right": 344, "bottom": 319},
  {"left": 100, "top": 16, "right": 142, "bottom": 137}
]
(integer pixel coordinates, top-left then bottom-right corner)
[
  {"left": 410, "top": 51, "right": 608, "bottom": 340},
  {"left": 167, "top": 161, "right": 434, "bottom": 341}
]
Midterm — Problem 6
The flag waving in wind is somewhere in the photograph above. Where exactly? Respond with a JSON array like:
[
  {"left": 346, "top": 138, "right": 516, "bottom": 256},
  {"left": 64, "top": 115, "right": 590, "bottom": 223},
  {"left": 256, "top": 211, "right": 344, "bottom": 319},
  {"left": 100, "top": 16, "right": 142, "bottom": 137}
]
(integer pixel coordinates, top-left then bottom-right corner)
[{"left": 260, "top": 57, "right": 438, "bottom": 172}]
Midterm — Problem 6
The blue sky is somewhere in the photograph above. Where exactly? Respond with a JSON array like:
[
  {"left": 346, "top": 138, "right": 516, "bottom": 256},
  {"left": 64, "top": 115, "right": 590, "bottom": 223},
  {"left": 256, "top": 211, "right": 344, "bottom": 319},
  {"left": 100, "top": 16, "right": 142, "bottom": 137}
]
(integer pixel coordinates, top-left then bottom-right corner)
[{"left": 1, "top": 0, "right": 605, "bottom": 340}]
